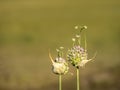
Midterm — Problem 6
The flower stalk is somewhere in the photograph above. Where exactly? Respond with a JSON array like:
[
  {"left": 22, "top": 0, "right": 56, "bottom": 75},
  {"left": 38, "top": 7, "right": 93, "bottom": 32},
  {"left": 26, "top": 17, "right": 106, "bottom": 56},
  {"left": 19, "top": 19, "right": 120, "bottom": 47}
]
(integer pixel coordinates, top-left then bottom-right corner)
[
  {"left": 77, "top": 68, "right": 80, "bottom": 90},
  {"left": 59, "top": 75, "right": 62, "bottom": 90},
  {"left": 67, "top": 25, "right": 96, "bottom": 90},
  {"left": 49, "top": 47, "right": 69, "bottom": 90}
]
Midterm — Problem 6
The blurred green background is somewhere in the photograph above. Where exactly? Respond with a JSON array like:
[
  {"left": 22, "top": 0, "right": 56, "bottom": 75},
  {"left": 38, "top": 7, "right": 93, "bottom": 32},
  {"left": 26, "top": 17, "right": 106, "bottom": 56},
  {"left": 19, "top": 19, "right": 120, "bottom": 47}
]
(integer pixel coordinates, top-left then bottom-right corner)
[{"left": 0, "top": 0, "right": 120, "bottom": 90}]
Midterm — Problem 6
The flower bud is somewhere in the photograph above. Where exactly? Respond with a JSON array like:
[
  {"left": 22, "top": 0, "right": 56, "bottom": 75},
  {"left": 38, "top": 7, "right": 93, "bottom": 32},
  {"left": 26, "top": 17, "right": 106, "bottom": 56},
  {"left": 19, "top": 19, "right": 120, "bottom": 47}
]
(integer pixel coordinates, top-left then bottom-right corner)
[
  {"left": 75, "top": 26, "right": 79, "bottom": 29},
  {"left": 49, "top": 52, "right": 69, "bottom": 75},
  {"left": 72, "top": 38, "right": 76, "bottom": 42},
  {"left": 83, "top": 26, "right": 87, "bottom": 29}
]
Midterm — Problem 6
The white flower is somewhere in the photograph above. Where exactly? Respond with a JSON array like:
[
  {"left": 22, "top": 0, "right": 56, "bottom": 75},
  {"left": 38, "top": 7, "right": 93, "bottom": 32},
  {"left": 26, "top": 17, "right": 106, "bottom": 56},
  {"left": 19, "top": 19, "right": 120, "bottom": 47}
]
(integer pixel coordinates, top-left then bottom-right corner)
[
  {"left": 49, "top": 52, "right": 69, "bottom": 75},
  {"left": 67, "top": 45, "right": 96, "bottom": 68},
  {"left": 52, "top": 62, "right": 69, "bottom": 75}
]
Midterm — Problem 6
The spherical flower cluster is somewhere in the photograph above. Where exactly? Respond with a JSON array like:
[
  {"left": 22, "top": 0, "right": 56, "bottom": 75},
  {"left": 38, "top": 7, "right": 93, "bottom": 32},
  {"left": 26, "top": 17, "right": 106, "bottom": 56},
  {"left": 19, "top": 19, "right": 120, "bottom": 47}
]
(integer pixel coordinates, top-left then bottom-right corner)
[{"left": 67, "top": 45, "right": 90, "bottom": 68}]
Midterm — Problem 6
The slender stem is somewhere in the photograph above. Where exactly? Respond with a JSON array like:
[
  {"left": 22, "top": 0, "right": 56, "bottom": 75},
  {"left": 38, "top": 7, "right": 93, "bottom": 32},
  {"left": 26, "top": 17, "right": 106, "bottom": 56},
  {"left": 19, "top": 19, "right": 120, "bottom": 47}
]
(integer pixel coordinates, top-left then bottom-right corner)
[
  {"left": 84, "top": 34, "right": 87, "bottom": 51},
  {"left": 77, "top": 68, "right": 80, "bottom": 90},
  {"left": 78, "top": 37, "right": 81, "bottom": 46},
  {"left": 59, "top": 75, "right": 62, "bottom": 90}
]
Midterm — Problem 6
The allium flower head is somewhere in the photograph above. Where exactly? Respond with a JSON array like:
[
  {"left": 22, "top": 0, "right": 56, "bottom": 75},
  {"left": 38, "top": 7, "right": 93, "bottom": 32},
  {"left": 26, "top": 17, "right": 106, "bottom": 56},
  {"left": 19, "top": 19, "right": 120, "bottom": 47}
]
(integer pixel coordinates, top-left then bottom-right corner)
[
  {"left": 67, "top": 25, "right": 96, "bottom": 68},
  {"left": 49, "top": 47, "right": 69, "bottom": 75},
  {"left": 67, "top": 45, "right": 88, "bottom": 68}
]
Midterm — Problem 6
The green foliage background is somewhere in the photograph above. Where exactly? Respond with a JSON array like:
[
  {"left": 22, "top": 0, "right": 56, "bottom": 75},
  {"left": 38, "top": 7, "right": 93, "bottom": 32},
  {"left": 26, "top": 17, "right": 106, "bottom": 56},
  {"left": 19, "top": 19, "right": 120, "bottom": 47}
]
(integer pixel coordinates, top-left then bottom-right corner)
[{"left": 0, "top": 0, "right": 120, "bottom": 90}]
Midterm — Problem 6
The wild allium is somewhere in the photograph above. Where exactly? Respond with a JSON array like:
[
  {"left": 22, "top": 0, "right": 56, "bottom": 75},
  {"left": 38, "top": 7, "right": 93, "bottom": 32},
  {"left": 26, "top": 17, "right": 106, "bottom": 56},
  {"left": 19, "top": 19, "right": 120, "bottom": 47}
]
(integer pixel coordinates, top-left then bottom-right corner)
[
  {"left": 67, "top": 45, "right": 89, "bottom": 68},
  {"left": 67, "top": 25, "right": 96, "bottom": 90},
  {"left": 49, "top": 47, "right": 69, "bottom": 90},
  {"left": 49, "top": 25, "right": 96, "bottom": 90},
  {"left": 50, "top": 56, "right": 69, "bottom": 75},
  {"left": 49, "top": 47, "right": 69, "bottom": 75},
  {"left": 67, "top": 25, "right": 95, "bottom": 69}
]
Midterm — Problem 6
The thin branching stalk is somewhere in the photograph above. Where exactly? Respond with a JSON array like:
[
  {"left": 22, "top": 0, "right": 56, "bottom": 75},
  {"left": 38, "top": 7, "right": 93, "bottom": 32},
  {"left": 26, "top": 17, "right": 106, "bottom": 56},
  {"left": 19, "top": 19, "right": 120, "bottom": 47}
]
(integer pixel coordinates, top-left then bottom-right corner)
[{"left": 59, "top": 75, "right": 62, "bottom": 90}]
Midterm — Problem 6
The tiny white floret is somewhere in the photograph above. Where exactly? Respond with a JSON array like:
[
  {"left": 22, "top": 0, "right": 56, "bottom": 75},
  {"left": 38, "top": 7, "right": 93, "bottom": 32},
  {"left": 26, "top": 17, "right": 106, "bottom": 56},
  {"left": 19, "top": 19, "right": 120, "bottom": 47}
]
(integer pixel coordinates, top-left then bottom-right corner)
[
  {"left": 75, "top": 26, "right": 79, "bottom": 29},
  {"left": 72, "top": 38, "right": 76, "bottom": 42}
]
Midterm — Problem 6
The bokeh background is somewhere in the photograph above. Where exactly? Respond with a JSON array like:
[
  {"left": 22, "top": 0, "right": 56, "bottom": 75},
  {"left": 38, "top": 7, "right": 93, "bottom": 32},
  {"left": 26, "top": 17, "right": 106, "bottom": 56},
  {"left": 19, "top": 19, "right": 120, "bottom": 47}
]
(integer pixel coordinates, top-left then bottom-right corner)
[{"left": 0, "top": 0, "right": 120, "bottom": 90}]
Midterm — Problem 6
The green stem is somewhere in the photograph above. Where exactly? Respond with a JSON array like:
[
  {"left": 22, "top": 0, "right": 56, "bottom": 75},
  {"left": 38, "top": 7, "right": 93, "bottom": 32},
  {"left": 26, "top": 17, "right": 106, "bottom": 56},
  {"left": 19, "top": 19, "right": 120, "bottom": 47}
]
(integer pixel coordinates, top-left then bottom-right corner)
[
  {"left": 78, "top": 37, "right": 81, "bottom": 46},
  {"left": 84, "top": 34, "right": 87, "bottom": 51},
  {"left": 59, "top": 75, "right": 62, "bottom": 90},
  {"left": 77, "top": 68, "right": 80, "bottom": 90}
]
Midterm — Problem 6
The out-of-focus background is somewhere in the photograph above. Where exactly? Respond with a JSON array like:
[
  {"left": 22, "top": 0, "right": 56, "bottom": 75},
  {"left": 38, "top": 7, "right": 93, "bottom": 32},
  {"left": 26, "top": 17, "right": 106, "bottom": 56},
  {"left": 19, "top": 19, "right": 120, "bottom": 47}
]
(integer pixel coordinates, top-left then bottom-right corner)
[{"left": 0, "top": 0, "right": 120, "bottom": 90}]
